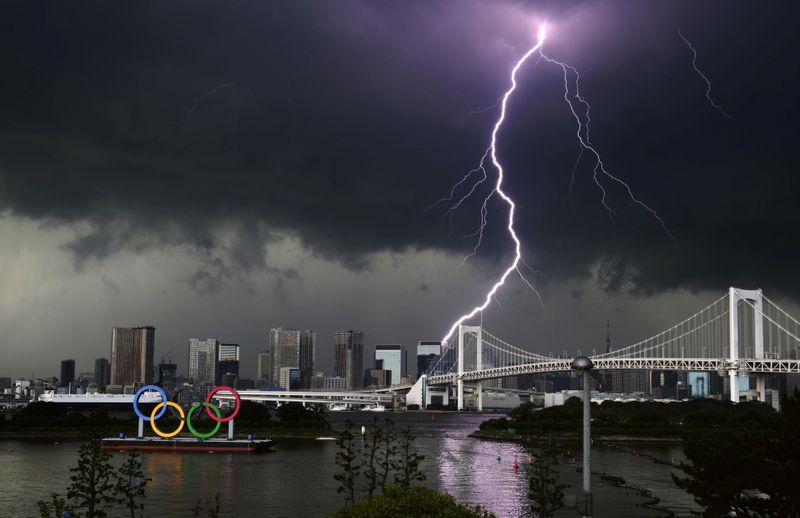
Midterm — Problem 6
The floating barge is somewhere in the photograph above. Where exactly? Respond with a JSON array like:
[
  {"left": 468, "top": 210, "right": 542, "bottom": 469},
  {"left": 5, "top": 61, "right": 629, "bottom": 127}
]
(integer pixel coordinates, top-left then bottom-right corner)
[{"left": 102, "top": 436, "right": 274, "bottom": 453}]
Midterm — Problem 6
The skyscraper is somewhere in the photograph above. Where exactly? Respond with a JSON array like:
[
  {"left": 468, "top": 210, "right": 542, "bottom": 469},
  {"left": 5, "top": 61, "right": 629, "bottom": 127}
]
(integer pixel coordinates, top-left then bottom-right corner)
[
  {"left": 94, "top": 358, "right": 110, "bottom": 391},
  {"left": 257, "top": 350, "right": 272, "bottom": 386},
  {"left": 188, "top": 338, "right": 219, "bottom": 387},
  {"left": 60, "top": 359, "right": 76, "bottom": 390},
  {"left": 269, "top": 328, "right": 315, "bottom": 388},
  {"left": 270, "top": 328, "right": 299, "bottom": 385},
  {"left": 218, "top": 343, "right": 240, "bottom": 384},
  {"left": 375, "top": 344, "right": 405, "bottom": 386},
  {"left": 110, "top": 326, "right": 155, "bottom": 386},
  {"left": 299, "top": 332, "right": 315, "bottom": 389},
  {"left": 416, "top": 341, "right": 441, "bottom": 379},
  {"left": 335, "top": 330, "right": 363, "bottom": 389}
]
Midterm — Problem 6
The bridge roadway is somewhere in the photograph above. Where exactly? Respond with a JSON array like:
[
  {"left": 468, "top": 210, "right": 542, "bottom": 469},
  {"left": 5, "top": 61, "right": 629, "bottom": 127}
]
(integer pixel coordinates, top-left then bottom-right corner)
[
  {"left": 426, "top": 357, "right": 800, "bottom": 385},
  {"left": 212, "top": 389, "right": 396, "bottom": 406}
]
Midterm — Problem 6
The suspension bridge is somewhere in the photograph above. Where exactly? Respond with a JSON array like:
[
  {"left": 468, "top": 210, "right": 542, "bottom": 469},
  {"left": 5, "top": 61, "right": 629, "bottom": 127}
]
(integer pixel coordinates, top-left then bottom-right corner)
[{"left": 418, "top": 287, "right": 800, "bottom": 409}]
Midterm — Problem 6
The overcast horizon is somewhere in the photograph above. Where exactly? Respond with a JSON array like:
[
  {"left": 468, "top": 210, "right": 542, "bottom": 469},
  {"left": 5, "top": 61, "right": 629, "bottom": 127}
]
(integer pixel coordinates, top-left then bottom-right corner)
[{"left": 2, "top": 0, "right": 799, "bottom": 381}]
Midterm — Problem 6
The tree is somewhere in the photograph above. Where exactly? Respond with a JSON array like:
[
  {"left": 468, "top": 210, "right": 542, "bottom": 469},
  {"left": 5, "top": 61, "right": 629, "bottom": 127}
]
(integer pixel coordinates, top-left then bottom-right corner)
[
  {"left": 191, "top": 493, "right": 221, "bottom": 518},
  {"left": 527, "top": 436, "right": 567, "bottom": 518},
  {"left": 375, "top": 418, "right": 397, "bottom": 494},
  {"left": 360, "top": 418, "right": 383, "bottom": 498},
  {"left": 37, "top": 493, "right": 69, "bottom": 518},
  {"left": 335, "top": 420, "right": 361, "bottom": 506},
  {"left": 235, "top": 400, "right": 271, "bottom": 428},
  {"left": 331, "top": 485, "right": 496, "bottom": 518},
  {"left": 393, "top": 427, "right": 426, "bottom": 489},
  {"left": 673, "top": 395, "right": 800, "bottom": 517},
  {"left": 114, "top": 451, "right": 147, "bottom": 518},
  {"left": 275, "top": 402, "right": 329, "bottom": 428},
  {"left": 67, "top": 437, "right": 116, "bottom": 518}
]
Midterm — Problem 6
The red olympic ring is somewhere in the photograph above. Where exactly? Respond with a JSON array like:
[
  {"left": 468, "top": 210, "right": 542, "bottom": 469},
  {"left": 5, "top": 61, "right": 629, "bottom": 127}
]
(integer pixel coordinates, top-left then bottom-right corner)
[{"left": 204, "top": 385, "right": 240, "bottom": 422}]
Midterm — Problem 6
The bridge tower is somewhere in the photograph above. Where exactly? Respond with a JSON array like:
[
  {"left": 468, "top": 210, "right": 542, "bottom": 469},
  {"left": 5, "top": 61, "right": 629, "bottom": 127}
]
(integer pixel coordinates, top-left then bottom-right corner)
[
  {"left": 457, "top": 325, "right": 482, "bottom": 411},
  {"left": 728, "top": 287, "right": 765, "bottom": 403}
]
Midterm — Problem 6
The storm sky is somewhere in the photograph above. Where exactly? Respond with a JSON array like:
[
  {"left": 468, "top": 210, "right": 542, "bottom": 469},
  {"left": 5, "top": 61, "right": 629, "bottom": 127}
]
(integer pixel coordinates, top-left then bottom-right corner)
[{"left": 2, "top": 0, "right": 799, "bottom": 380}]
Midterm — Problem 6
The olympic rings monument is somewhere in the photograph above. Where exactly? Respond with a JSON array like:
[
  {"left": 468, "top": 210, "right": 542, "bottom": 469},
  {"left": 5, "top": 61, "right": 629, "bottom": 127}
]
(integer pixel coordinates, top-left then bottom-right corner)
[{"left": 101, "top": 385, "right": 274, "bottom": 453}]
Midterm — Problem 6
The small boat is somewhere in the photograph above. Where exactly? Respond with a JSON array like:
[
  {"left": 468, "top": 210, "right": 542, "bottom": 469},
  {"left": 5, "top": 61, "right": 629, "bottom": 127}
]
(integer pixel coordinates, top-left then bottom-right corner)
[{"left": 328, "top": 403, "right": 349, "bottom": 411}]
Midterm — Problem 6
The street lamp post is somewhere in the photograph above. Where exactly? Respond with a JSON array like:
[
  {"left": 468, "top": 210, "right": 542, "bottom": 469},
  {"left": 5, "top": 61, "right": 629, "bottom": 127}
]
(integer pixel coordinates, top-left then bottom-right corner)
[{"left": 571, "top": 355, "right": 594, "bottom": 518}]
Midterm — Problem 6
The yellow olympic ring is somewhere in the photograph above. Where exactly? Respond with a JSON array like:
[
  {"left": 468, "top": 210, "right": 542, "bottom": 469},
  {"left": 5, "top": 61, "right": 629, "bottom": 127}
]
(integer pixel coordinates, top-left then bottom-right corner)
[{"left": 149, "top": 401, "right": 185, "bottom": 438}]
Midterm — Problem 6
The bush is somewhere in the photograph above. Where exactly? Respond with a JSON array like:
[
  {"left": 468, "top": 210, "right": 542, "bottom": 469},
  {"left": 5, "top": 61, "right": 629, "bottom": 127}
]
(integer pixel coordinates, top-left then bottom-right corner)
[{"left": 331, "top": 485, "right": 495, "bottom": 518}]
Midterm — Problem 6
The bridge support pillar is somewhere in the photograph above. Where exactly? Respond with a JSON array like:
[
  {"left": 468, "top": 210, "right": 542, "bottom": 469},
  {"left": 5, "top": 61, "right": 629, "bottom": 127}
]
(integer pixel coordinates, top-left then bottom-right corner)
[
  {"left": 729, "top": 287, "right": 740, "bottom": 403},
  {"left": 728, "top": 287, "right": 766, "bottom": 403},
  {"left": 729, "top": 370, "right": 740, "bottom": 402},
  {"left": 457, "top": 324, "right": 464, "bottom": 411},
  {"left": 476, "top": 382, "right": 483, "bottom": 412},
  {"left": 137, "top": 418, "right": 144, "bottom": 439}
]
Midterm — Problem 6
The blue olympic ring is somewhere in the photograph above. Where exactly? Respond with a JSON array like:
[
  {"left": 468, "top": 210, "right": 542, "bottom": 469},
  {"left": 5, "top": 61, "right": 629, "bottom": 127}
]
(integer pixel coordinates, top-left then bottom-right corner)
[{"left": 132, "top": 385, "right": 169, "bottom": 421}]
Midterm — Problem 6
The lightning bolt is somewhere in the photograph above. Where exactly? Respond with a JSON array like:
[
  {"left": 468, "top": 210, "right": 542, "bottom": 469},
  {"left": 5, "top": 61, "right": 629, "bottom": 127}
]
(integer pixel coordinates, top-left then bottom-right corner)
[
  {"left": 439, "top": 25, "right": 548, "bottom": 347},
  {"left": 437, "top": 24, "right": 675, "bottom": 350},
  {"left": 677, "top": 28, "right": 736, "bottom": 121},
  {"left": 538, "top": 52, "right": 676, "bottom": 239}
]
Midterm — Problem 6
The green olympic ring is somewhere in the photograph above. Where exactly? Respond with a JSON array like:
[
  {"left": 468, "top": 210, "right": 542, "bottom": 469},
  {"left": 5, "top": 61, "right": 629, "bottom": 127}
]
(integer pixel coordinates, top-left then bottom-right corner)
[{"left": 185, "top": 402, "right": 222, "bottom": 439}]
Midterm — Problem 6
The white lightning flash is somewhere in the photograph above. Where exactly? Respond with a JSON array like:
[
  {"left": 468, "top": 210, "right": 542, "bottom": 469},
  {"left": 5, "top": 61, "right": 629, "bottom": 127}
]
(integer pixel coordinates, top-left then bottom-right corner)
[
  {"left": 538, "top": 52, "right": 676, "bottom": 239},
  {"left": 438, "top": 24, "right": 675, "bottom": 349},
  {"left": 677, "top": 29, "right": 736, "bottom": 121},
  {"left": 439, "top": 25, "right": 548, "bottom": 346}
]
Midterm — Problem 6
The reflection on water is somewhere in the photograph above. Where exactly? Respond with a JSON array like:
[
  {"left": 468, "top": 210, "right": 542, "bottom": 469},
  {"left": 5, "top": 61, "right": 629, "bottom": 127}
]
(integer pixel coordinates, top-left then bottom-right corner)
[
  {"left": 1, "top": 413, "right": 700, "bottom": 517},
  {"left": 437, "top": 436, "right": 528, "bottom": 518}
]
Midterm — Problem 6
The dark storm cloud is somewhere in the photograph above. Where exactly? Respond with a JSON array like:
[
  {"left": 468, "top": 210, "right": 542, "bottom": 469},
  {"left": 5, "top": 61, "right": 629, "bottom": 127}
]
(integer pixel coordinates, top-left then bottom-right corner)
[{"left": 1, "top": 1, "right": 798, "bottom": 296}]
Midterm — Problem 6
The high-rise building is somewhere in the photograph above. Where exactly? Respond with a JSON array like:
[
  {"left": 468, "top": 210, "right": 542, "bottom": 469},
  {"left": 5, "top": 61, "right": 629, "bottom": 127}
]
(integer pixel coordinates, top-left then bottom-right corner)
[
  {"left": 269, "top": 328, "right": 315, "bottom": 388},
  {"left": 218, "top": 343, "right": 240, "bottom": 385},
  {"left": 335, "top": 330, "right": 364, "bottom": 389},
  {"left": 94, "top": 358, "right": 110, "bottom": 391},
  {"left": 375, "top": 344, "right": 405, "bottom": 386},
  {"left": 110, "top": 326, "right": 155, "bottom": 387},
  {"left": 257, "top": 350, "right": 272, "bottom": 386},
  {"left": 416, "top": 341, "right": 441, "bottom": 379},
  {"left": 270, "top": 328, "right": 298, "bottom": 385},
  {"left": 299, "top": 332, "right": 315, "bottom": 389},
  {"left": 188, "top": 338, "right": 219, "bottom": 387},
  {"left": 60, "top": 359, "right": 76, "bottom": 390}
]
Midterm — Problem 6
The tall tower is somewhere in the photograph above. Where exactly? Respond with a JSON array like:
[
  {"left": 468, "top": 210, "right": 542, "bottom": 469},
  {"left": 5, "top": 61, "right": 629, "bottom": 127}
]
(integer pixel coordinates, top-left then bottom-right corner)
[
  {"left": 270, "top": 328, "right": 299, "bottom": 386},
  {"left": 110, "top": 326, "right": 155, "bottom": 386},
  {"left": 299, "top": 331, "right": 316, "bottom": 389},
  {"left": 188, "top": 338, "right": 219, "bottom": 387},
  {"left": 257, "top": 350, "right": 272, "bottom": 386},
  {"left": 60, "top": 359, "right": 76, "bottom": 390},
  {"left": 335, "top": 330, "right": 364, "bottom": 389},
  {"left": 94, "top": 358, "right": 110, "bottom": 391},
  {"left": 218, "top": 343, "right": 240, "bottom": 384}
]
